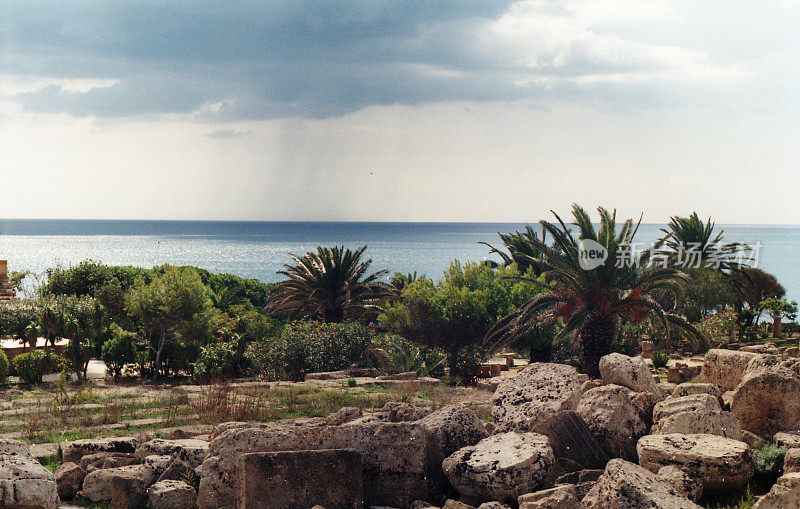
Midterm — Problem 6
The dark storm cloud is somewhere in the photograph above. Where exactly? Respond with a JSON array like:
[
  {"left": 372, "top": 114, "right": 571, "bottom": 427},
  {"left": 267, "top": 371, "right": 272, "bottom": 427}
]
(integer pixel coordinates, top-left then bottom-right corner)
[{"left": 2, "top": 0, "right": 775, "bottom": 119}]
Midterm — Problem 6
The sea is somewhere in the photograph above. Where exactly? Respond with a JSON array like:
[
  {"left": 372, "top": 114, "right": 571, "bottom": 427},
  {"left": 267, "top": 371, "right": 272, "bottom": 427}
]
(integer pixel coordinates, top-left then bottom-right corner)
[{"left": 0, "top": 220, "right": 798, "bottom": 301}]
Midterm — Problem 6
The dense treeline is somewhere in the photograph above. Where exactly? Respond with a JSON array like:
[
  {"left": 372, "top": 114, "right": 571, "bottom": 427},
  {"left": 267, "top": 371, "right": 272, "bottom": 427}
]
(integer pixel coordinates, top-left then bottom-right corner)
[{"left": 0, "top": 205, "right": 795, "bottom": 384}]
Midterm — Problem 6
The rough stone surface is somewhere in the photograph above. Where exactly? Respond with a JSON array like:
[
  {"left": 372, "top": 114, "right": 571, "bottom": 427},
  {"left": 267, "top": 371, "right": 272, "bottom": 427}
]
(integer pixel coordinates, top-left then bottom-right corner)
[
  {"left": 328, "top": 406, "right": 363, "bottom": 425},
  {"left": 532, "top": 410, "right": 607, "bottom": 472},
  {"left": 651, "top": 409, "right": 742, "bottom": 440},
  {"left": 753, "top": 472, "right": 800, "bottom": 509},
  {"left": 518, "top": 485, "right": 580, "bottom": 509},
  {"left": 774, "top": 431, "right": 800, "bottom": 448},
  {"left": 491, "top": 363, "right": 582, "bottom": 432},
  {"left": 78, "top": 464, "right": 155, "bottom": 504},
  {"left": 147, "top": 480, "right": 197, "bottom": 509},
  {"left": 0, "top": 444, "right": 59, "bottom": 509},
  {"left": 730, "top": 364, "right": 800, "bottom": 436},
  {"left": 380, "top": 401, "right": 431, "bottom": 422},
  {"left": 657, "top": 465, "right": 702, "bottom": 501},
  {"left": 137, "top": 438, "right": 210, "bottom": 468},
  {"left": 477, "top": 502, "right": 511, "bottom": 509},
  {"left": 671, "top": 382, "right": 722, "bottom": 401},
  {"left": 54, "top": 461, "right": 86, "bottom": 501},
  {"left": 419, "top": 404, "right": 488, "bottom": 498},
  {"left": 198, "top": 421, "right": 428, "bottom": 509},
  {"left": 581, "top": 458, "right": 702, "bottom": 509},
  {"left": 652, "top": 393, "right": 721, "bottom": 423},
  {"left": 142, "top": 455, "right": 175, "bottom": 479},
  {"left": 442, "top": 432, "right": 554, "bottom": 502},
  {"left": 784, "top": 448, "right": 800, "bottom": 474},
  {"left": 238, "top": 449, "right": 362, "bottom": 509},
  {"left": 637, "top": 433, "right": 753, "bottom": 492},
  {"left": 79, "top": 452, "right": 138, "bottom": 471},
  {"left": 599, "top": 353, "right": 663, "bottom": 400},
  {"left": 157, "top": 458, "right": 196, "bottom": 483},
  {"left": 701, "top": 349, "right": 759, "bottom": 392},
  {"left": 63, "top": 436, "right": 137, "bottom": 464},
  {"left": 575, "top": 385, "right": 646, "bottom": 460}
]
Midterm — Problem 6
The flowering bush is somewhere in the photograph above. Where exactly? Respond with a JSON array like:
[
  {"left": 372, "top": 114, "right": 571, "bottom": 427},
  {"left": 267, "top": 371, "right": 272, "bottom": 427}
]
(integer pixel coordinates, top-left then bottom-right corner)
[
  {"left": 697, "top": 310, "right": 737, "bottom": 345},
  {"left": 246, "top": 321, "right": 378, "bottom": 381}
]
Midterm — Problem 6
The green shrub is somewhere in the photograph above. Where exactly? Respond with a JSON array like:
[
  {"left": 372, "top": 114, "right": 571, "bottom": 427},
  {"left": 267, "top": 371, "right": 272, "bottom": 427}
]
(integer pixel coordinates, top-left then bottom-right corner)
[
  {"left": 101, "top": 325, "right": 138, "bottom": 377},
  {"left": 193, "top": 341, "right": 238, "bottom": 382},
  {"left": 13, "top": 351, "right": 46, "bottom": 383},
  {"left": 246, "top": 321, "right": 378, "bottom": 381},
  {"left": 0, "top": 350, "right": 9, "bottom": 383},
  {"left": 651, "top": 351, "right": 670, "bottom": 369},
  {"left": 754, "top": 443, "right": 787, "bottom": 479},
  {"left": 347, "top": 378, "right": 357, "bottom": 387}
]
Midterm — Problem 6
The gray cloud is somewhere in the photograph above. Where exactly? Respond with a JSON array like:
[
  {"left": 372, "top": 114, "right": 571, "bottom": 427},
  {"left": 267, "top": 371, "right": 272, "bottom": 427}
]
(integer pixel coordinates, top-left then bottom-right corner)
[{"left": 1, "top": 0, "right": 795, "bottom": 120}]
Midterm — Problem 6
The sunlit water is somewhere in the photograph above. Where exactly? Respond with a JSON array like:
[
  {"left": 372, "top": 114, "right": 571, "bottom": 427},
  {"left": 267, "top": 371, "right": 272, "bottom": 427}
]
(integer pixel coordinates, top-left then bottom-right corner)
[{"left": 0, "top": 220, "right": 797, "bottom": 301}]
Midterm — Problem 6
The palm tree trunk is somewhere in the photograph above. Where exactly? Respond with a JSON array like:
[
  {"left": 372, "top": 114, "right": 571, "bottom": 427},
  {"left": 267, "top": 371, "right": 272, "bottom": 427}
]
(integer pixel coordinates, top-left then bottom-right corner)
[{"left": 580, "top": 315, "right": 614, "bottom": 379}]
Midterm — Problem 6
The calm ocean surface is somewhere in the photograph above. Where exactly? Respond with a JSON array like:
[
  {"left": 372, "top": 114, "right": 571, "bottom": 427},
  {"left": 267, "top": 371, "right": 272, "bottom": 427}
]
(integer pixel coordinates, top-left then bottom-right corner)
[{"left": 0, "top": 220, "right": 798, "bottom": 301}]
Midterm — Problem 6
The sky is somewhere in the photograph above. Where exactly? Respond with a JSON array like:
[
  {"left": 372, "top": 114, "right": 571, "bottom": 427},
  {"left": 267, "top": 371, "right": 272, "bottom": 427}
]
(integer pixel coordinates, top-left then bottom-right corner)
[{"left": 0, "top": 1, "right": 798, "bottom": 224}]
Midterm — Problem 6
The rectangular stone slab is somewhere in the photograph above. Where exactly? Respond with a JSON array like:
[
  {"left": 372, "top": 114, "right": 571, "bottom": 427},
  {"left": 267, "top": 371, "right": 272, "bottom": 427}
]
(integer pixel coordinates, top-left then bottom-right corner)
[{"left": 238, "top": 449, "right": 363, "bottom": 509}]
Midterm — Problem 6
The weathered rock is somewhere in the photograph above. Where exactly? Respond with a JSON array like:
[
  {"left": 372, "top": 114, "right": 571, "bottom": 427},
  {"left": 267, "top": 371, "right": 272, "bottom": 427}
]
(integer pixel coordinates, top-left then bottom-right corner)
[
  {"left": 420, "top": 404, "right": 488, "bottom": 497},
  {"left": 142, "top": 455, "right": 175, "bottom": 479},
  {"left": 381, "top": 401, "right": 431, "bottom": 422},
  {"left": 671, "top": 382, "right": 722, "bottom": 401},
  {"left": 157, "top": 458, "right": 196, "bottom": 483},
  {"left": 137, "top": 438, "right": 209, "bottom": 469},
  {"left": 652, "top": 393, "right": 721, "bottom": 423},
  {"left": 637, "top": 433, "right": 753, "bottom": 492},
  {"left": 581, "top": 458, "right": 702, "bottom": 508},
  {"left": 532, "top": 410, "right": 607, "bottom": 471},
  {"left": 376, "top": 371, "right": 418, "bottom": 381},
  {"left": 78, "top": 464, "right": 155, "bottom": 504},
  {"left": 575, "top": 385, "right": 646, "bottom": 460},
  {"left": 651, "top": 409, "right": 742, "bottom": 439},
  {"left": 79, "top": 452, "right": 138, "bottom": 471},
  {"left": 657, "top": 465, "right": 702, "bottom": 501},
  {"left": 651, "top": 393, "right": 741, "bottom": 439},
  {"left": 491, "top": 363, "right": 583, "bottom": 432},
  {"left": 0, "top": 445, "right": 59, "bottom": 509},
  {"left": 198, "top": 421, "right": 428, "bottom": 509},
  {"left": 54, "top": 461, "right": 86, "bottom": 501},
  {"left": 442, "top": 432, "right": 554, "bottom": 502},
  {"left": 775, "top": 431, "right": 800, "bottom": 448},
  {"left": 753, "top": 472, "right": 800, "bottom": 508},
  {"left": 238, "top": 449, "right": 362, "bottom": 509},
  {"left": 741, "top": 430, "right": 766, "bottom": 449},
  {"left": 63, "top": 436, "right": 137, "bottom": 464},
  {"left": 0, "top": 438, "right": 31, "bottom": 456},
  {"left": 304, "top": 370, "right": 349, "bottom": 380},
  {"left": 555, "top": 468, "right": 603, "bottom": 484},
  {"left": 701, "top": 349, "right": 759, "bottom": 392},
  {"left": 518, "top": 485, "right": 580, "bottom": 509},
  {"left": 477, "top": 502, "right": 511, "bottom": 509},
  {"left": 442, "top": 500, "right": 475, "bottom": 509},
  {"left": 328, "top": 406, "right": 363, "bottom": 425},
  {"left": 147, "top": 480, "right": 197, "bottom": 509},
  {"left": 657, "top": 382, "right": 678, "bottom": 397},
  {"left": 599, "top": 353, "right": 662, "bottom": 400},
  {"left": 784, "top": 448, "right": 800, "bottom": 474},
  {"left": 667, "top": 363, "right": 702, "bottom": 384},
  {"left": 731, "top": 364, "right": 800, "bottom": 436}
]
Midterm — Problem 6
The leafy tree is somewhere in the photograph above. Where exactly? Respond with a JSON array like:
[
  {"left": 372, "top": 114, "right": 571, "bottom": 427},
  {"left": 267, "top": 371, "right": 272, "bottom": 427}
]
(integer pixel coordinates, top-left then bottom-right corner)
[
  {"left": 268, "top": 245, "right": 395, "bottom": 323},
  {"left": 681, "top": 267, "right": 737, "bottom": 323},
  {"left": 390, "top": 272, "right": 419, "bottom": 292},
  {"left": 731, "top": 268, "right": 786, "bottom": 327},
  {"left": 490, "top": 204, "right": 701, "bottom": 378},
  {"left": 380, "top": 261, "right": 539, "bottom": 381},
  {"left": 101, "top": 324, "right": 138, "bottom": 377},
  {"left": 126, "top": 266, "right": 214, "bottom": 379},
  {"left": 759, "top": 297, "right": 798, "bottom": 337}
]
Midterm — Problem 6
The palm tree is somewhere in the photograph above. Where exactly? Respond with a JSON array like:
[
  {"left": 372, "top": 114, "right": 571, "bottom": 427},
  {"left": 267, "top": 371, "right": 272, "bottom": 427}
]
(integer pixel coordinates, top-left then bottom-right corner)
[
  {"left": 481, "top": 224, "right": 549, "bottom": 276},
  {"left": 489, "top": 204, "right": 701, "bottom": 378},
  {"left": 267, "top": 245, "right": 395, "bottom": 323},
  {"left": 659, "top": 212, "right": 747, "bottom": 270}
]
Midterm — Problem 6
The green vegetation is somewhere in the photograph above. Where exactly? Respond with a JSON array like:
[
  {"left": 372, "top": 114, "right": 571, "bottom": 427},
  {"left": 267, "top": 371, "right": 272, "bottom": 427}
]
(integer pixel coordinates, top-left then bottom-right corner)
[
  {"left": 12, "top": 350, "right": 62, "bottom": 384},
  {"left": 488, "top": 205, "right": 701, "bottom": 378},
  {"left": 267, "top": 245, "right": 395, "bottom": 323},
  {"left": 380, "top": 260, "right": 539, "bottom": 381},
  {"left": 0, "top": 349, "right": 9, "bottom": 383},
  {"left": 651, "top": 351, "right": 670, "bottom": 369}
]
